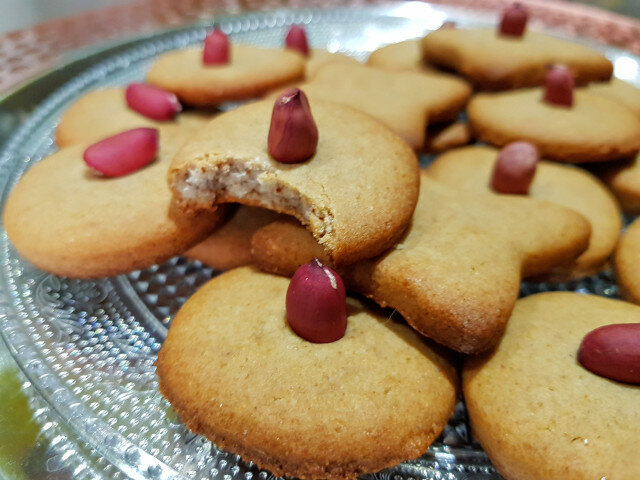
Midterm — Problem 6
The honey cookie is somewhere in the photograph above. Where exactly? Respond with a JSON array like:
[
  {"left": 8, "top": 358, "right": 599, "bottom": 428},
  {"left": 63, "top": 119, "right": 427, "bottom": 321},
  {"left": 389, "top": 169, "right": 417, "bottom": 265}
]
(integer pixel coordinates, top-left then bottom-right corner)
[
  {"left": 168, "top": 96, "right": 419, "bottom": 267},
  {"left": 185, "top": 206, "right": 283, "bottom": 270},
  {"left": 585, "top": 77, "right": 640, "bottom": 118},
  {"left": 596, "top": 155, "right": 640, "bottom": 213},
  {"left": 274, "top": 63, "right": 471, "bottom": 149},
  {"left": 4, "top": 127, "right": 221, "bottom": 278},
  {"left": 463, "top": 292, "right": 640, "bottom": 480},
  {"left": 56, "top": 87, "right": 214, "bottom": 147},
  {"left": 422, "top": 27, "right": 612, "bottom": 90},
  {"left": 250, "top": 172, "right": 591, "bottom": 353},
  {"left": 147, "top": 44, "right": 305, "bottom": 106},
  {"left": 157, "top": 266, "right": 458, "bottom": 480},
  {"left": 468, "top": 88, "right": 640, "bottom": 162},
  {"left": 427, "top": 145, "right": 622, "bottom": 280},
  {"left": 615, "top": 217, "right": 640, "bottom": 304}
]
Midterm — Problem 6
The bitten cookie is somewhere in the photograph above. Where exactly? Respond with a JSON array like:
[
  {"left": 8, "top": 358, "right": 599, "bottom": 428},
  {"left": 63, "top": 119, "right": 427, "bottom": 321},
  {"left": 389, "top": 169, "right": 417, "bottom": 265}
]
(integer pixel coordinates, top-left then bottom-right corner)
[
  {"left": 427, "top": 145, "right": 622, "bottom": 280},
  {"left": 468, "top": 89, "right": 640, "bottom": 162},
  {"left": 595, "top": 154, "right": 640, "bottom": 214},
  {"left": 463, "top": 292, "right": 640, "bottom": 480},
  {"left": 422, "top": 27, "right": 612, "bottom": 90},
  {"left": 157, "top": 267, "right": 458, "bottom": 480},
  {"left": 185, "top": 206, "right": 283, "bottom": 270},
  {"left": 56, "top": 88, "right": 214, "bottom": 147},
  {"left": 147, "top": 45, "right": 305, "bottom": 106},
  {"left": 615, "top": 217, "right": 640, "bottom": 304},
  {"left": 585, "top": 77, "right": 640, "bottom": 118},
  {"left": 4, "top": 128, "right": 221, "bottom": 278},
  {"left": 276, "top": 63, "right": 471, "bottom": 149},
  {"left": 250, "top": 172, "right": 591, "bottom": 354},
  {"left": 168, "top": 97, "right": 419, "bottom": 267}
]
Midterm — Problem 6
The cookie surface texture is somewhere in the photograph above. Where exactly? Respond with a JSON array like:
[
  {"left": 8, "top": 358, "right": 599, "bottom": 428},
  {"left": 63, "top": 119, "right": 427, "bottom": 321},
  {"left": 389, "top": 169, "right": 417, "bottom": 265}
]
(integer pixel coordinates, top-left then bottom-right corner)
[
  {"left": 305, "top": 49, "right": 360, "bottom": 78},
  {"left": 427, "top": 145, "right": 621, "bottom": 280},
  {"left": 283, "top": 63, "right": 471, "bottom": 149},
  {"left": 157, "top": 267, "right": 458, "bottom": 480},
  {"left": 595, "top": 154, "right": 640, "bottom": 214},
  {"left": 468, "top": 89, "right": 640, "bottom": 162},
  {"left": 169, "top": 97, "right": 420, "bottom": 266},
  {"left": 55, "top": 87, "right": 213, "bottom": 147},
  {"left": 251, "top": 172, "right": 591, "bottom": 353},
  {"left": 4, "top": 127, "right": 221, "bottom": 278},
  {"left": 615, "top": 217, "right": 640, "bottom": 304},
  {"left": 147, "top": 45, "right": 305, "bottom": 106},
  {"left": 185, "top": 206, "right": 284, "bottom": 270},
  {"left": 422, "top": 27, "right": 612, "bottom": 89},
  {"left": 585, "top": 77, "right": 640, "bottom": 118},
  {"left": 463, "top": 292, "right": 640, "bottom": 480}
]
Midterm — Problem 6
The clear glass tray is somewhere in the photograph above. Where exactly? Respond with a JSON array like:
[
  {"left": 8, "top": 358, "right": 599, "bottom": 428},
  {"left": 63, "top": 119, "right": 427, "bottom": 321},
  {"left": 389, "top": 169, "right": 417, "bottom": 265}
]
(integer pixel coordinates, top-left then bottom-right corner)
[{"left": 0, "top": 3, "right": 634, "bottom": 479}]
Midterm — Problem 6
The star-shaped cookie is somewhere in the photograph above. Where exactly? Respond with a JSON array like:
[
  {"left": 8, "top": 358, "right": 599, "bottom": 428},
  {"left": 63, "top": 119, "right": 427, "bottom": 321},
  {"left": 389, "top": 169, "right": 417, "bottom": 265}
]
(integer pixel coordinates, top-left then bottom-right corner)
[
  {"left": 280, "top": 63, "right": 471, "bottom": 149},
  {"left": 251, "top": 172, "right": 591, "bottom": 353}
]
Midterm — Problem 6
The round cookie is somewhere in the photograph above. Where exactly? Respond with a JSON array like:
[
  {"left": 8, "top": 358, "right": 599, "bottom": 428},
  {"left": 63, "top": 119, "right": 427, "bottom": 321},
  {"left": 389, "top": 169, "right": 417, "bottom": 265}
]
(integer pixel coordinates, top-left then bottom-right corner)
[
  {"left": 595, "top": 154, "right": 640, "bottom": 214},
  {"left": 185, "top": 205, "right": 284, "bottom": 270},
  {"left": 157, "top": 266, "right": 458, "bottom": 480},
  {"left": 4, "top": 127, "right": 221, "bottom": 278},
  {"left": 168, "top": 97, "right": 420, "bottom": 267},
  {"left": 56, "top": 87, "right": 214, "bottom": 148},
  {"left": 468, "top": 89, "right": 640, "bottom": 162},
  {"left": 422, "top": 27, "right": 613, "bottom": 90},
  {"left": 585, "top": 78, "right": 640, "bottom": 118},
  {"left": 463, "top": 292, "right": 640, "bottom": 480},
  {"left": 147, "top": 45, "right": 305, "bottom": 106},
  {"left": 615, "top": 217, "right": 640, "bottom": 304},
  {"left": 427, "top": 145, "right": 622, "bottom": 280}
]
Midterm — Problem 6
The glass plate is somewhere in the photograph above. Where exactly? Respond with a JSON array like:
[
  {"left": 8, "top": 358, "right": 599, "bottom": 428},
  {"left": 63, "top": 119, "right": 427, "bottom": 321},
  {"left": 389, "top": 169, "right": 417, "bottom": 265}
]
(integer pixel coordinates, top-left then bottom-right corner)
[{"left": 0, "top": 3, "right": 634, "bottom": 480}]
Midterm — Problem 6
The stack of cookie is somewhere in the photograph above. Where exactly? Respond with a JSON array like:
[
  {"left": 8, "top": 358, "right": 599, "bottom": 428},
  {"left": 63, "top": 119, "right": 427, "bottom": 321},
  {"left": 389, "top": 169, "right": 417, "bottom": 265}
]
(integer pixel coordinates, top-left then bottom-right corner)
[{"left": 4, "top": 6, "right": 640, "bottom": 480}]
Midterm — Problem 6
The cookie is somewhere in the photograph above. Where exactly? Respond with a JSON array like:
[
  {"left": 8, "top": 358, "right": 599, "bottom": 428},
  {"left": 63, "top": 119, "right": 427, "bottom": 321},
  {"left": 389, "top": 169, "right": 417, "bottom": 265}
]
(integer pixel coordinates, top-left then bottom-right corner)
[
  {"left": 422, "top": 27, "right": 612, "bottom": 90},
  {"left": 157, "top": 266, "right": 458, "bottom": 480},
  {"left": 585, "top": 77, "right": 640, "bottom": 118},
  {"left": 615, "top": 217, "right": 640, "bottom": 304},
  {"left": 146, "top": 45, "right": 305, "bottom": 106},
  {"left": 367, "top": 38, "right": 453, "bottom": 77},
  {"left": 250, "top": 172, "right": 591, "bottom": 353},
  {"left": 425, "top": 121, "right": 470, "bottom": 153},
  {"left": 468, "top": 89, "right": 640, "bottom": 162},
  {"left": 55, "top": 87, "right": 214, "bottom": 148},
  {"left": 427, "top": 145, "right": 622, "bottom": 280},
  {"left": 305, "top": 49, "right": 360, "bottom": 78},
  {"left": 185, "top": 205, "right": 283, "bottom": 270},
  {"left": 4, "top": 127, "right": 221, "bottom": 278},
  {"left": 275, "top": 63, "right": 471, "bottom": 149},
  {"left": 595, "top": 155, "right": 640, "bottom": 213},
  {"left": 168, "top": 96, "right": 419, "bottom": 267},
  {"left": 463, "top": 292, "right": 640, "bottom": 480}
]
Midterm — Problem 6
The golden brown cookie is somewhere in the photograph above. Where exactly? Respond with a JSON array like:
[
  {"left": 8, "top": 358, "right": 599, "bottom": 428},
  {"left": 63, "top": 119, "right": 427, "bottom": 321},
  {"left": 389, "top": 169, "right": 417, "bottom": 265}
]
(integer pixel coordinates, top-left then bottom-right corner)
[
  {"left": 425, "top": 122, "right": 471, "bottom": 154},
  {"left": 585, "top": 77, "right": 640, "bottom": 118},
  {"left": 147, "top": 45, "right": 305, "bottom": 106},
  {"left": 463, "top": 292, "right": 640, "bottom": 480},
  {"left": 55, "top": 87, "right": 214, "bottom": 147},
  {"left": 367, "top": 39, "right": 444, "bottom": 75},
  {"left": 305, "top": 49, "right": 360, "bottom": 78},
  {"left": 185, "top": 206, "right": 283, "bottom": 270},
  {"left": 274, "top": 63, "right": 471, "bottom": 149},
  {"left": 4, "top": 127, "right": 221, "bottom": 278},
  {"left": 595, "top": 155, "right": 640, "bottom": 214},
  {"left": 422, "top": 28, "right": 612, "bottom": 90},
  {"left": 250, "top": 172, "right": 591, "bottom": 353},
  {"left": 468, "top": 89, "right": 640, "bottom": 162},
  {"left": 615, "top": 217, "right": 640, "bottom": 304},
  {"left": 157, "top": 267, "right": 458, "bottom": 480},
  {"left": 427, "top": 145, "right": 622, "bottom": 280},
  {"left": 169, "top": 97, "right": 419, "bottom": 267}
]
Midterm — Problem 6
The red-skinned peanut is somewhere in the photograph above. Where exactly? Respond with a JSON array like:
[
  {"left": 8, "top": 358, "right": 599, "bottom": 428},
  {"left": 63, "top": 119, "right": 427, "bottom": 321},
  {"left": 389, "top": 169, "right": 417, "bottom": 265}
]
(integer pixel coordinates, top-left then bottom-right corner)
[
  {"left": 286, "top": 258, "right": 347, "bottom": 343},
  {"left": 285, "top": 25, "right": 310, "bottom": 56},
  {"left": 125, "top": 83, "right": 182, "bottom": 121},
  {"left": 203, "top": 29, "right": 230, "bottom": 65},
  {"left": 499, "top": 3, "right": 528, "bottom": 37},
  {"left": 83, "top": 128, "right": 159, "bottom": 177},
  {"left": 578, "top": 323, "right": 640, "bottom": 384},
  {"left": 268, "top": 88, "right": 318, "bottom": 164},
  {"left": 544, "top": 65, "right": 574, "bottom": 107},
  {"left": 490, "top": 141, "right": 539, "bottom": 195}
]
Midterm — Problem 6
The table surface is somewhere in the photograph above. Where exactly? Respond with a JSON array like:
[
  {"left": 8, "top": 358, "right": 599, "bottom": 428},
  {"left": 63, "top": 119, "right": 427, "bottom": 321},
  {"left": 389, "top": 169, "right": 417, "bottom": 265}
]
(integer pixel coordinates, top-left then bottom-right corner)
[{"left": 1, "top": 1, "right": 639, "bottom": 479}]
